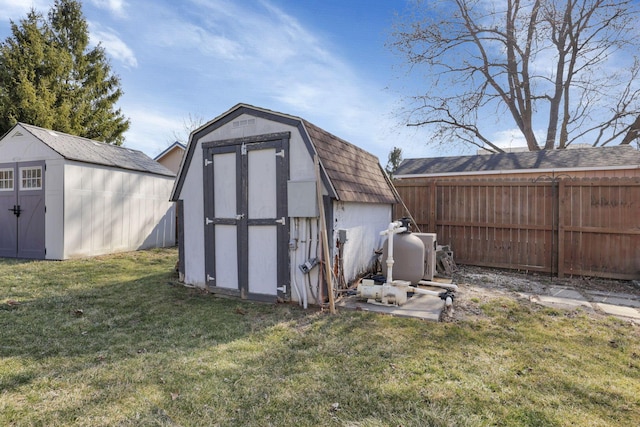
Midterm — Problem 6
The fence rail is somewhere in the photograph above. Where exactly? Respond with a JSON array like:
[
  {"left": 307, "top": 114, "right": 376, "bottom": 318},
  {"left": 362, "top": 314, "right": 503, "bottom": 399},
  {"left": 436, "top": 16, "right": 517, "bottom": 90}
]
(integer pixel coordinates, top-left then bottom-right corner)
[{"left": 394, "top": 177, "right": 640, "bottom": 280}]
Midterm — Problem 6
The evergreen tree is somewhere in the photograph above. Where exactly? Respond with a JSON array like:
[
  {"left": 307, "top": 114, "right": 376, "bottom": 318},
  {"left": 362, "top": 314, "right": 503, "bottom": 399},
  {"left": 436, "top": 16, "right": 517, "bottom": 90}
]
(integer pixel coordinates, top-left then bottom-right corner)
[
  {"left": 0, "top": 0, "right": 129, "bottom": 145},
  {"left": 385, "top": 146, "right": 403, "bottom": 178}
]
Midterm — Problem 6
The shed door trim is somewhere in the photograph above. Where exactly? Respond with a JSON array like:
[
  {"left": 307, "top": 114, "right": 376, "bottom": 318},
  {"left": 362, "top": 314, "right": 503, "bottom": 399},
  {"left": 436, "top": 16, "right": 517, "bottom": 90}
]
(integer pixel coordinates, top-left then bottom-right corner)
[{"left": 203, "top": 133, "right": 290, "bottom": 302}]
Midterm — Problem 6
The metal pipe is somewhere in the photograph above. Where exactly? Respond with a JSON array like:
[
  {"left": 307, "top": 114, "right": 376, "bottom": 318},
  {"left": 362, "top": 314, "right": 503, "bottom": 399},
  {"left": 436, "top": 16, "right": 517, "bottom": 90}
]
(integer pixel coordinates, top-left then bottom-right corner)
[{"left": 417, "top": 280, "right": 459, "bottom": 292}]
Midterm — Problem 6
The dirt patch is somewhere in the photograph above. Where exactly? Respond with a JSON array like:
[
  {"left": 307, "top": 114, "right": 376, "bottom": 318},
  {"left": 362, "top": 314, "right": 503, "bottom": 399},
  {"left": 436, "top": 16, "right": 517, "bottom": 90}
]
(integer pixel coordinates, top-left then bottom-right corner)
[{"left": 443, "top": 265, "right": 640, "bottom": 322}]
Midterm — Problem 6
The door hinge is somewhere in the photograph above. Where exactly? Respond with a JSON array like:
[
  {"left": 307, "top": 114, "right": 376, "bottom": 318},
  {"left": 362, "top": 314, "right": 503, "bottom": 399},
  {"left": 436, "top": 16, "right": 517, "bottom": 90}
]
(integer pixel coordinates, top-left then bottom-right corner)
[
  {"left": 205, "top": 217, "right": 214, "bottom": 225},
  {"left": 275, "top": 217, "right": 286, "bottom": 225},
  {"left": 275, "top": 150, "right": 285, "bottom": 158},
  {"left": 277, "top": 285, "right": 287, "bottom": 293},
  {"left": 207, "top": 274, "right": 215, "bottom": 282},
  {"left": 241, "top": 142, "right": 247, "bottom": 156},
  {"left": 204, "top": 158, "right": 213, "bottom": 167}
]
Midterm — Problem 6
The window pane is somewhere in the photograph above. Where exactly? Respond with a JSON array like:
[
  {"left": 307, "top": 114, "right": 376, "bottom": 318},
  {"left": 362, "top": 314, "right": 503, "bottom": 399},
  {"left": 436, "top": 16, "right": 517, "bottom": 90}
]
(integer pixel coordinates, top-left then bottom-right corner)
[
  {"left": 20, "top": 167, "right": 42, "bottom": 190},
  {"left": 0, "top": 169, "right": 13, "bottom": 191}
]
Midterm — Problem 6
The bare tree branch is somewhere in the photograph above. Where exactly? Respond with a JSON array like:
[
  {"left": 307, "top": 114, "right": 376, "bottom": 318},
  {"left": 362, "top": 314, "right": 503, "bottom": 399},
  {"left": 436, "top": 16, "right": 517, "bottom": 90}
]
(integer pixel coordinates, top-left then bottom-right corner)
[{"left": 390, "top": 0, "right": 640, "bottom": 152}]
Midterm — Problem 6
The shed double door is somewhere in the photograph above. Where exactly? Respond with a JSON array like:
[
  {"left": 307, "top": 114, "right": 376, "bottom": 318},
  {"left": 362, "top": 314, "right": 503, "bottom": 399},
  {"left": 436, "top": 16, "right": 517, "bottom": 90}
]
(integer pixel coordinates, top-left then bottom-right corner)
[
  {"left": 0, "top": 161, "right": 46, "bottom": 259},
  {"left": 203, "top": 133, "right": 289, "bottom": 302}
]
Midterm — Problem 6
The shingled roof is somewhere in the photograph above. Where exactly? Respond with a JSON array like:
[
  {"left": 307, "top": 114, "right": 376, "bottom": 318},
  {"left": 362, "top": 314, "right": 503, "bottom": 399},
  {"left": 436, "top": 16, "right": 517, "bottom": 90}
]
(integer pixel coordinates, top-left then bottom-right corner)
[
  {"left": 16, "top": 123, "right": 175, "bottom": 177},
  {"left": 395, "top": 146, "right": 640, "bottom": 177},
  {"left": 172, "top": 104, "right": 399, "bottom": 204},
  {"left": 301, "top": 119, "right": 397, "bottom": 204}
]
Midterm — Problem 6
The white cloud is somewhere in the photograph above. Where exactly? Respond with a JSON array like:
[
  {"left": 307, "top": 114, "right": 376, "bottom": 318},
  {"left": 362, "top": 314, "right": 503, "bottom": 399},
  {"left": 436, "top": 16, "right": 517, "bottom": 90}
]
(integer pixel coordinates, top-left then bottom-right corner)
[
  {"left": 90, "top": 0, "right": 127, "bottom": 17},
  {"left": 89, "top": 22, "right": 137, "bottom": 67},
  {"left": 122, "top": 108, "right": 184, "bottom": 157},
  {"left": 0, "top": 0, "right": 50, "bottom": 21},
  {"left": 99, "top": 0, "right": 437, "bottom": 161}
]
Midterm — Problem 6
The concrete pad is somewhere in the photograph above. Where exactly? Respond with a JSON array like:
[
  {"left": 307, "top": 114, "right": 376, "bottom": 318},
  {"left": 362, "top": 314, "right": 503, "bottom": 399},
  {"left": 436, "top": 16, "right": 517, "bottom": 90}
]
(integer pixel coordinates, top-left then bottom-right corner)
[
  {"left": 587, "top": 296, "right": 640, "bottom": 309},
  {"left": 527, "top": 294, "right": 593, "bottom": 311},
  {"left": 337, "top": 294, "right": 444, "bottom": 321},
  {"left": 547, "top": 287, "right": 586, "bottom": 300},
  {"left": 595, "top": 303, "right": 640, "bottom": 320}
]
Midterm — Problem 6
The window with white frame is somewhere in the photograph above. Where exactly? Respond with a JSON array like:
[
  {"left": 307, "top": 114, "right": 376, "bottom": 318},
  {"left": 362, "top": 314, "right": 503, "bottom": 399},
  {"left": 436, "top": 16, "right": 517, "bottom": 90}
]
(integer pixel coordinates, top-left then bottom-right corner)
[
  {"left": 0, "top": 169, "right": 13, "bottom": 191},
  {"left": 20, "top": 167, "right": 42, "bottom": 190}
]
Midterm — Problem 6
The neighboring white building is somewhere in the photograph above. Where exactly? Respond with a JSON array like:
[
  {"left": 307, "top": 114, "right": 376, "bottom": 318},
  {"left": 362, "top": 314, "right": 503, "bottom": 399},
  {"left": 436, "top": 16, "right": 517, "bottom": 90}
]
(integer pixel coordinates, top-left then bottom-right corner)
[
  {"left": 171, "top": 104, "right": 399, "bottom": 305},
  {"left": 0, "top": 123, "right": 176, "bottom": 260}
]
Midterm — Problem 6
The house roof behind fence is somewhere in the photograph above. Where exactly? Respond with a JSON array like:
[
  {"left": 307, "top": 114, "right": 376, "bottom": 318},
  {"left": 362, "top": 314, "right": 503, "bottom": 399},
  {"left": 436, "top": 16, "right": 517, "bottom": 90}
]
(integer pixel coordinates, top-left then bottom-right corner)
[
  {"left": 17, "top": 123, "right": 175, "bottom": 177},
  {"left": 395, "top": 146, "right": 640, "bottom": 177}
]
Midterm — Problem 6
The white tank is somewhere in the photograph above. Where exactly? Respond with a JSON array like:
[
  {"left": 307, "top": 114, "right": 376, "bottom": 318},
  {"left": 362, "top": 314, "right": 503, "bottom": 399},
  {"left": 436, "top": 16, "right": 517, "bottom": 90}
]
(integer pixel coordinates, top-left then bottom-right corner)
[{"left": 382, "top": 230, "right": 425, "bottom": 284}]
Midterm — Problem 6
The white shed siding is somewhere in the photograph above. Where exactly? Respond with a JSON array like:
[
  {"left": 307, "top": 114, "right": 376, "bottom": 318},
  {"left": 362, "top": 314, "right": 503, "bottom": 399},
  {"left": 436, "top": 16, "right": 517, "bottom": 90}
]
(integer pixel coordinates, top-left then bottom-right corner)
[
  {"left": 44, "top": 159, "right": 65, "bottom": 259},
  {"left": 180, "top": 142, "right": 206, "bottom": 286},
  {"left": 332, "top": 202, "right": 392, "bottom": 283},
  {"left": 0, "top": 128, "right": 58, "bottom": 161},
  {"left": 63, "top": 162, "right": 175, "bottom": 258}
]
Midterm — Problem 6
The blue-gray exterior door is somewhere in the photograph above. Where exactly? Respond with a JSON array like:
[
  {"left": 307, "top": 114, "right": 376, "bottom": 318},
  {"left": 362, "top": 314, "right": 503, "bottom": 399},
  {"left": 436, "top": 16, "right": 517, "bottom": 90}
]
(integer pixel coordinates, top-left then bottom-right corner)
[{"left": 0, "top": 161, "right": 46, "bottom": 259}]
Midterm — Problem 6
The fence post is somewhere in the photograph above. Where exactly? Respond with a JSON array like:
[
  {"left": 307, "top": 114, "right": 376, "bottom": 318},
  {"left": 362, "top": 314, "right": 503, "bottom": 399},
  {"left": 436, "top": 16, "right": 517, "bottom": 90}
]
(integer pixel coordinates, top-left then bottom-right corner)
[{"left": 557, "top": 179, "right": 566, "bottom": 278}]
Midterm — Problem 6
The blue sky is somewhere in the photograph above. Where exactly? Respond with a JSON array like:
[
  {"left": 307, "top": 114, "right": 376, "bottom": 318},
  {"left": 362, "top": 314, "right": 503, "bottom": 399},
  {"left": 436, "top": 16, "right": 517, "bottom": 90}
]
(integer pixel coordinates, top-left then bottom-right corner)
[{"left": 1, "top": 0, "right": 455, "bottom": 162}]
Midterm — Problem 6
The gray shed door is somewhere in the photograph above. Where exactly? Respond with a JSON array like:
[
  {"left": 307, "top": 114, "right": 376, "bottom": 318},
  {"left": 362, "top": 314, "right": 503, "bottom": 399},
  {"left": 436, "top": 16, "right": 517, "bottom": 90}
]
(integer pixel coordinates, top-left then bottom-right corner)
[
  {"left": 0, "top": 161, "right": 46, "bottom": 259},
  {"left": 203, "top": 133, "right": 290, "bottom": 302}
]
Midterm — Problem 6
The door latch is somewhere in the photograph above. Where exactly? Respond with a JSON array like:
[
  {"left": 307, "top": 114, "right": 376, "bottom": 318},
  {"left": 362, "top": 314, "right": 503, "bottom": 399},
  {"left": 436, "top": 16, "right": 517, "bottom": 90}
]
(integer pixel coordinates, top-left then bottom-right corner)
[{"left": 8, "top": 205, "right": 21, "bottom": 217}]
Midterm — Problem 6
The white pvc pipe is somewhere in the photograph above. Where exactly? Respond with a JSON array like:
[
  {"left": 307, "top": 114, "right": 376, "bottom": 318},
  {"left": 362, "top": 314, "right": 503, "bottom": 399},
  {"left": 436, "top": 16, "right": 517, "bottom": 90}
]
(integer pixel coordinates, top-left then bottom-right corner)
[
  {"left": 291, "top": 219, "right": 302, "bottom": 306},
  {"left": 301, "top": 218, "right": 308, "bottom": 309},
  {"left": 380, "top": 221, "right": 406, "bottom": 285}
]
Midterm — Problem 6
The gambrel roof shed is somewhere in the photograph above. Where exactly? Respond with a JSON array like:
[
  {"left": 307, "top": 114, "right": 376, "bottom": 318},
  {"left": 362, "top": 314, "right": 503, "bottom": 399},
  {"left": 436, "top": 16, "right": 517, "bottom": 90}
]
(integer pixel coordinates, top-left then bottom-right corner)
[
  {"left": 172, "top": 104, "right": 398, "bottom": 205},
  {"left": 0, "top": 123, "right": 176, "bottom": 260},
  {"left": 171, "top": 104, "right": 399, "bottom": 304}
]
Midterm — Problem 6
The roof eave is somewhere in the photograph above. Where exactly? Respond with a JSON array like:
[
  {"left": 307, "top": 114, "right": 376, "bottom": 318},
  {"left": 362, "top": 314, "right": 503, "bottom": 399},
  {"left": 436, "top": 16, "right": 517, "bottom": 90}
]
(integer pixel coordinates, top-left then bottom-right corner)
[{"left": 395, "top": 164, "right": 640, "bottom": 179}]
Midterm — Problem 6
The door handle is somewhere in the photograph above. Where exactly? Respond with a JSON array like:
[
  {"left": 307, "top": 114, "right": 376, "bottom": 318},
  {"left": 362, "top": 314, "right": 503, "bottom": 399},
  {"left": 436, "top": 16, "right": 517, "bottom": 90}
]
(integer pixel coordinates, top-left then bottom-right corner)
[{"left": 8, "top": 205, "right": 21, "bottom": 217}]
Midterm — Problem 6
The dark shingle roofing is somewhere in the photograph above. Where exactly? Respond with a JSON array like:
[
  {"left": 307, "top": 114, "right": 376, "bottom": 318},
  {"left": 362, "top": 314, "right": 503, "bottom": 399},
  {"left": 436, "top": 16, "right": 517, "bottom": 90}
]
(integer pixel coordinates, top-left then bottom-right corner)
[
  {"left": 395, "top": 146, "right": 640, "bottom": 177},
  {"left": 172, "top": 104, "right": 398, "bottom": 204},
  {"left": 302, "top": 119, "right": 397, "bottom": 204},
  {"left": 18, "top": 123, "right": 175, "bottom": 177}
]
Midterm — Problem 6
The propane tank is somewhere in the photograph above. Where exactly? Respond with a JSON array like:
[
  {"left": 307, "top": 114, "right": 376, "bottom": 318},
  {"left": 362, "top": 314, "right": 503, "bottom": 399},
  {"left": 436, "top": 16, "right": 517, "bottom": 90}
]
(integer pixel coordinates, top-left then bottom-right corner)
[{"left": 382, "top": 218, "right": 425, "bottom": 284}]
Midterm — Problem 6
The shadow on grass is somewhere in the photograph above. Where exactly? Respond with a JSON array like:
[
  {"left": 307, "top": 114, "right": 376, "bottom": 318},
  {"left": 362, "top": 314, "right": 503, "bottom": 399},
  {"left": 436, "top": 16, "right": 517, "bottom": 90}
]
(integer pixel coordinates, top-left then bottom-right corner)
[{"left": 0, "top": 259, "right": 306, "bottom": 392}]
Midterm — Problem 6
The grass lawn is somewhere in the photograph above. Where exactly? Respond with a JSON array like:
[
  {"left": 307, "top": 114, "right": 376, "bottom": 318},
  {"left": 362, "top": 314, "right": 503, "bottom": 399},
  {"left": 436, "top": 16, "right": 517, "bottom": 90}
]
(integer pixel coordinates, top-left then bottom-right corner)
[{"left": 1, "top": 248, "right": 638, "bottom": 426}]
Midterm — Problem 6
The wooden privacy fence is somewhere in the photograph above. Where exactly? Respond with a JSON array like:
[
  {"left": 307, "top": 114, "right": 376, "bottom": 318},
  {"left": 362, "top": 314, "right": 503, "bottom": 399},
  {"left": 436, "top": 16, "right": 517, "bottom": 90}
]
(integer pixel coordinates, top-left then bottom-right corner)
[{"left": 394, "top": 177, "right": 640, "bottom": 280}]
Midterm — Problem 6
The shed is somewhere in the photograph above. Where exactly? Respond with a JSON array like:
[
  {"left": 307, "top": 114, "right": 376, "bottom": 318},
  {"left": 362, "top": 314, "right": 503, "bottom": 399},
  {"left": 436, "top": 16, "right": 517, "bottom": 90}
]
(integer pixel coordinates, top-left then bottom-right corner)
[
  {"left": 394, "top": 146, "right": 640, "bottom": 181},
  {"left": 154, "top": 141, "right": 186, "bottom": 174},
  {"left": 0, "top": 123, "right": 176, "bottom": 260},
  {"left": 171, "top": 104, "right": 399, "bottom": 304}
]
